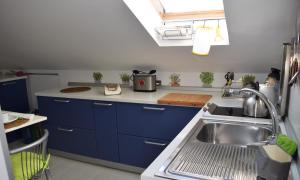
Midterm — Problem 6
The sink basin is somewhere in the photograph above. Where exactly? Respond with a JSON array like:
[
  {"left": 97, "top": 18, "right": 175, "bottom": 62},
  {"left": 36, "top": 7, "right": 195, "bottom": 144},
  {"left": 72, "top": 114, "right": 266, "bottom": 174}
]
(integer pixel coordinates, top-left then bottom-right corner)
[
  {"left": 156, "top": 118, "right": 276, "bottom": 180},
  {"left": 196, "top": 122, "right": 272, "bottom": 145}
]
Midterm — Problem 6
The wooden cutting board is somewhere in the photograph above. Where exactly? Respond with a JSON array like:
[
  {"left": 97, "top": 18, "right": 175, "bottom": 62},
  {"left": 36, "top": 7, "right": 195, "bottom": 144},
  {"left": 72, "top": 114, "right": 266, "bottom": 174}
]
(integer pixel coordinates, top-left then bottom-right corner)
[
  {"left": 4, "top": 118, "right": 29, "bottom": 129},
  {"left": 60, "top": 87, "right": 91, "bottom": 93},
  {"left": 157, "top": 93, "right": 212, "bottom": 107}
]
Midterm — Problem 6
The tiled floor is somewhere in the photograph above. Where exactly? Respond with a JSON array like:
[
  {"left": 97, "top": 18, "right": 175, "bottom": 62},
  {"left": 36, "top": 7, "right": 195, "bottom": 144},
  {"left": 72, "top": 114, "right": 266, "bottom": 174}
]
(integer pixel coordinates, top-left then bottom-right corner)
[{"left": 48, "top": 155, "right": 140, "bottom": 180}]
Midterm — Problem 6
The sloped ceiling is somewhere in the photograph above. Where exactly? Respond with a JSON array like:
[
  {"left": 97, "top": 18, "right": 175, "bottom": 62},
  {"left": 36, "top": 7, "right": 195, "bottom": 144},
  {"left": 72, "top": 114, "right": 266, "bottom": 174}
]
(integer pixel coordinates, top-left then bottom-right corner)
[{"left": 0, "top": 0, "right": 299, "bottom": 72}]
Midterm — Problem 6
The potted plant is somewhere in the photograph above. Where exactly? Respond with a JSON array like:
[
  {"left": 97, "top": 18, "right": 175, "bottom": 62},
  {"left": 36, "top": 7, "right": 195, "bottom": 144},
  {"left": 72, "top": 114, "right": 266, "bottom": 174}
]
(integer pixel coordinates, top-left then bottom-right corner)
[
  {"left": 200, "top": 72, "right": 214, "bottom": 87},
  {"left": 241, "top": 74, "right": 256, "bottom": 87},
  {"left": 93, "top": 72, "right": 103, "bottom": 83},
  {"left": 120, "top": 73, "right": 130, "bottom": 85},
  {"left": 169, "top": 73, "right": 181, "bottom": 87}
]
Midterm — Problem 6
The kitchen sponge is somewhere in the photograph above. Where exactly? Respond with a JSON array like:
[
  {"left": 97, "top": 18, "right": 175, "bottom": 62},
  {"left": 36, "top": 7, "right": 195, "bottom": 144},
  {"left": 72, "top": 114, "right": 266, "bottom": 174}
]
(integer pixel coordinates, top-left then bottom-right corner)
[{"left": 276, "top": 134, "right": 297, "bottom": 156}]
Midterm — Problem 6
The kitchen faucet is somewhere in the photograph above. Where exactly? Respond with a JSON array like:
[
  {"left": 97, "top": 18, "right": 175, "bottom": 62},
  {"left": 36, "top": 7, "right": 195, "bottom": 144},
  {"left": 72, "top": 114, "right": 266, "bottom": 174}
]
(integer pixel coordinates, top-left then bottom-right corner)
[{"left": 240, "top": 88, "right": 280, "bottom": 139}]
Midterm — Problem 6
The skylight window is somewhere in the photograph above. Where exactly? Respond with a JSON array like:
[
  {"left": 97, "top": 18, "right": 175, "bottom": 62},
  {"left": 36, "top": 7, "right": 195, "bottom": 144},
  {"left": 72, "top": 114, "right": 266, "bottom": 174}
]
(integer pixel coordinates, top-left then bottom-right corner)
[
  {"left": 160, "top": 0, "right": 224, "bottom": 13},
  {"left": 123, "top": 0, "right": 229, "bottom": 55}
]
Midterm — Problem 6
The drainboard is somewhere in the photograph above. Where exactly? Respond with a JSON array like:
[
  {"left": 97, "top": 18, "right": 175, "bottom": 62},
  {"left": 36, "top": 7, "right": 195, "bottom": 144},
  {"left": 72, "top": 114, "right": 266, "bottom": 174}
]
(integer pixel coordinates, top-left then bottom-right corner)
[{"left": 167, "top": 142, "right": 257, "bottom": 180}]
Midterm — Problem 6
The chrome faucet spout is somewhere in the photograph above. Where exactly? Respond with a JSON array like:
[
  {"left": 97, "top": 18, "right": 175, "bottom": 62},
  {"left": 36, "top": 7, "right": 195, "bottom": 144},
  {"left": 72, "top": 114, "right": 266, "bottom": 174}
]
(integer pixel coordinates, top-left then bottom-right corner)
[{"left": 240, "top": 88, "right": 280, "bottom": 138}]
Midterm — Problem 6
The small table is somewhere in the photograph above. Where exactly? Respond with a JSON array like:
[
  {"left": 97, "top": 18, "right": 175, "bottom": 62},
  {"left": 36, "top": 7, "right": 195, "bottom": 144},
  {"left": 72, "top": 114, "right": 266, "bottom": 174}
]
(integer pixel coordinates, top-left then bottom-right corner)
[{"left": 4, "top": 113, "right": 47, "bottom": 133}]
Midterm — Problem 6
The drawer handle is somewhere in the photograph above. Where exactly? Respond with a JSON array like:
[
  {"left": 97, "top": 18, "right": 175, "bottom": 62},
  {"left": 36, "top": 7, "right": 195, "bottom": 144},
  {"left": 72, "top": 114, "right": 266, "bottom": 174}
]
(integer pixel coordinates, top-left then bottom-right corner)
[
  {"left": 54, "top": 99, "right": 70, "bottom": 103},
  {"left": 143, "top": 107, "right": 165, "bottom": 111},
  {"left": 93, "top": 102, "right": 113, "bottom": 106},
  {"left": 144, "top": 140, "right": 167, "bottom": 147},
  {"left": 2, "top": 82, "right": 16, "bottom": 86},
  {"left": 57, "top": 127, "right": 74, "bottom": 132}
]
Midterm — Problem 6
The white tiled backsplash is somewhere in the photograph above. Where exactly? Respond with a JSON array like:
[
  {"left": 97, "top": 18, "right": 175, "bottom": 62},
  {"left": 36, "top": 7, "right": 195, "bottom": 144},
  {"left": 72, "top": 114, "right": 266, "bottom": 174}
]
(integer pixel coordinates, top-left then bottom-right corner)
[{"left": 23, "top": 70, "right": 268, "bottom": 88}]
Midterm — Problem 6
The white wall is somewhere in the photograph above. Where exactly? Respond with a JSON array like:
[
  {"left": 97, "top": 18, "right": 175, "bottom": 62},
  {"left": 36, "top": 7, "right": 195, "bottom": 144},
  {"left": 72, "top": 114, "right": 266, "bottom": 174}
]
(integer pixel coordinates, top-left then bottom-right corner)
[
  {"left": 285, "top": 5, "right": 300, "bottom": 175},
  {"left": 286, "top": 80, "right": 300, "bottom": 175},
  {"left": 26, "top": 69, "right": 267, "bottom": 87},
  {"left": 24, "top": 69, "right": 267, "bottom": 110},
  {"left": 0, "top": 0, "right": 298, "bottom": 72}
]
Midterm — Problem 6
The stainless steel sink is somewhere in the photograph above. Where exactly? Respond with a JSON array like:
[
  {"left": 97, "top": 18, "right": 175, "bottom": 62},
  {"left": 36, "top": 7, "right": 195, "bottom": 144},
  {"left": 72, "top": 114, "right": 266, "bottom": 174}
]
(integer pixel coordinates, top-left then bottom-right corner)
[
  {"left": 196, "top": 122, "right": 272, "bottom": 145},
  {"left": 155, "top": 118, "right": 275, "bottom": 180}
]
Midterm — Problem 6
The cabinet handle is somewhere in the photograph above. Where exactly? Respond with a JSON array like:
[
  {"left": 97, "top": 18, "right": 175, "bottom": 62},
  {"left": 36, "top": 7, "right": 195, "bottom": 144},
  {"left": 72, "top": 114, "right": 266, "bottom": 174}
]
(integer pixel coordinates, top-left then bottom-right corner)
[
  {"left": 57, "top": 127, "right": 74, "bottom": 132},
  {"left": 93, "top": 102, "right": 113, "bottom": 106},
  {"left": 144, "top": 140, "right": 167, "bottom": 147},
  {"left": 143, "top": 107, "right": 165, "bottom": 111},
  {"left": 54, "top": 99, "right": 70, "bottom": 103},
  {"left": 2, "top": 82, "right": 16, "bottom": 86}
]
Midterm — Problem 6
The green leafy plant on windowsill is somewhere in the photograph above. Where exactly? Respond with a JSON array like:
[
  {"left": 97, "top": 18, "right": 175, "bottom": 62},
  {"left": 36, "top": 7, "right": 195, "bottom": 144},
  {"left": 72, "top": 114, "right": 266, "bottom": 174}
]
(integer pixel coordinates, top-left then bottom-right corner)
[
  {"left": 120, "top": 73, "right": 130, "bottom": 84},
  {"left": 241, "top": 74, "right": 256, "bottom": 87},
  {"left": 93, "top": 72, "right": 103, "bottom": 83},
  {"left": 169, "top": 73, "right": 181, "bottom": 87},
  {"left": 200, "top": 72, "right": 214, "bottom": 88}
]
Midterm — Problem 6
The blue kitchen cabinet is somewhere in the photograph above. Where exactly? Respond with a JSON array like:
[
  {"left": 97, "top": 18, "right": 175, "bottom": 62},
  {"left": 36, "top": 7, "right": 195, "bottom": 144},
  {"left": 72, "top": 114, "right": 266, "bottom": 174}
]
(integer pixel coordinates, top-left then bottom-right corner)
[
  {"left": 38, "top": 97, "right": 95, "bottom": 130},
  {"left": 38, "top": 96, "right": 200, "bottom": 168},
  {"left": 0, "top": 79, "right": 29, "bottom": 113},
  {"left": 38, "top": 97, "right": 97, "bottom": 157},
  {"left": 93, "top": 101, "right": 119, "bottom": 162},
  {"left": 118, "top": 133, "right": 169, "bottom": 168},
  {"left": 117, "top": 103, "right": 199, "bottom": 140}
]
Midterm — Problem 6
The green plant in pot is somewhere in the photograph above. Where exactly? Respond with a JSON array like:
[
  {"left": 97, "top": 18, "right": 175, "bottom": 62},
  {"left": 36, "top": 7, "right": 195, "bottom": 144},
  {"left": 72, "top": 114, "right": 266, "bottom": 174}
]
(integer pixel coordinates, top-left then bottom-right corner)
[
  {"left": 169, "top": 73, "right": 181, "bottom": 87},
  {"left": 241, "top": 74, "right": 256, "bottom": 87},
  {"left": 93, "top": 72, "right": 103, "bottom": 83},
  {"left": 120, "top": 73, "right": 130, "bottom": 85},
  {"left": 200, "top": 72, "right": 214, "bottom": 88}
]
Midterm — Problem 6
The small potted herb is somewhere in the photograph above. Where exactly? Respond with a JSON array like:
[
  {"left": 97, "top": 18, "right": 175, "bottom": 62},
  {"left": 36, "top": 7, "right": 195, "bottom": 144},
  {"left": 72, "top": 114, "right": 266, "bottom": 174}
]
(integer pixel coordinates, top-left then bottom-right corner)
[
  {"left": 93, "top": 72, "right": 103, "bottom": 83},
  {"left": 241, "top": 74, "right": 256, "bottom": 87},
  {"left": 200, "top": 72, "right": 214, "bottom": 88},
  {"left": 170, "top": 73, "right": 181, "bottom": 87},
  {"left": 120, "top": 73, "right": 130, "bottom": 85}
]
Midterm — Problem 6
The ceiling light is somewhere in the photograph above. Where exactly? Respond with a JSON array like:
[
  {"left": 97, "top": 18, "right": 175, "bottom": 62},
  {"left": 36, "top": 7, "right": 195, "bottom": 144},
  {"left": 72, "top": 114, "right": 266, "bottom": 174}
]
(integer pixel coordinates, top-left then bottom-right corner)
[{"left": 192, "top": 25, "right": 214, "bottom": 56}]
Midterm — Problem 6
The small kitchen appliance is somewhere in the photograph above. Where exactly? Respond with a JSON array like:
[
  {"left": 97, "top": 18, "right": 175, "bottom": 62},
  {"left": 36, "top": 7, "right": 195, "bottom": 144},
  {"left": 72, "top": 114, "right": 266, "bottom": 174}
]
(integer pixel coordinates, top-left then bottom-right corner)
[
  {"left": 242, "top": 82, "right": 269, "bottom": 118},
  {"left": 132, "top": 70, "right": 158, "bottom": 92},
  {"left": 224, "top": 72, "right": 234, "bottom": 86}
]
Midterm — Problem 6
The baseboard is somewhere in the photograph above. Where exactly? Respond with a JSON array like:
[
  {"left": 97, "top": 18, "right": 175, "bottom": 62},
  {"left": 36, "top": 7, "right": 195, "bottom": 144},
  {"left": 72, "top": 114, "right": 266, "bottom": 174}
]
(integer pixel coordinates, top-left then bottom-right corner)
[{"left": 49, "top": 149, "right": 144, "bottom": 174}]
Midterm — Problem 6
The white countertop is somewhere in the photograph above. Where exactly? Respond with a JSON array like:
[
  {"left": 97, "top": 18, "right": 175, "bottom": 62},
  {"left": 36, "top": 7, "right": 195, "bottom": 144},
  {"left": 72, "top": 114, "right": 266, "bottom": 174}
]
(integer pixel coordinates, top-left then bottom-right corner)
[
  {"left": 35, "top": 87, "right": 221, "bottom": 105},
  {"left": 4, "top": 111, "right": 47, "bottom": 133},
  {"left": 0, "top": 76, "right": 27, "bottom": 83}
]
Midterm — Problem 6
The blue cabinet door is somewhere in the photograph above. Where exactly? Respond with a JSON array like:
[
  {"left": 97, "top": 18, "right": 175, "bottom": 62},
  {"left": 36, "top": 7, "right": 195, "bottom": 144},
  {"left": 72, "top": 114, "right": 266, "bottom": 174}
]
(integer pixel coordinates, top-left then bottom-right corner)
[
  {"left": 38, "top": 97, "right": 95, "bottom": 130},
  {"left": 118, "top": 133, "right": 169, "bottom": 168},
  {"left": 93, "top": 101, "right": 119, "bottom": 162},
  {"left": 0, "top": 79, "right": 29, "bottom": 113},
  {"left": 117, "top": 103, "right": 199, "bottom": 140},
  {"left": 50, "top": 126, "right": 97, "bottom": 157}
]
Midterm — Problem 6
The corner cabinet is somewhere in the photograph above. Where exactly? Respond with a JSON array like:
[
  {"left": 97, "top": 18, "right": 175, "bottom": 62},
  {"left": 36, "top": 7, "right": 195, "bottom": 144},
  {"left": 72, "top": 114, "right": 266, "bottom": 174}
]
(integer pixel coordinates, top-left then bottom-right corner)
[
  {"left": 0, "top": 79, "right": 29, "bottom": 113},
  {"left": 37, "top": 96, "right": 199, "bottom": 168},
  {"left": 117, "top": 102, "right": 199, "bottom": 167}
]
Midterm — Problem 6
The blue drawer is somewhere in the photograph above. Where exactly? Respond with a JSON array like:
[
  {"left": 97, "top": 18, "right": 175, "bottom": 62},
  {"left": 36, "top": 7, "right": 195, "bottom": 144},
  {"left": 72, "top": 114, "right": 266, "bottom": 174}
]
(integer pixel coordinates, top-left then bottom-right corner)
[
  {"left": 48, "top": 126, "right": 97, "bottom": 157},
  {"left": 118, "top": 133, "right": 169, "bottom": 168},
  {"left": 38, "top": 97, "right": 95, "bottom": 130},
  {"left": 117, "top": 103, "right": 199, "bottom": 140}
]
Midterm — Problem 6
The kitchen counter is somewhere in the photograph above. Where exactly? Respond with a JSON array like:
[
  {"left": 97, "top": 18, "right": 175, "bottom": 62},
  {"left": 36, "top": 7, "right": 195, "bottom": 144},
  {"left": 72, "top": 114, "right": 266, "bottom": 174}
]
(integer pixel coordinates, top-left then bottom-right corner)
[
  {"left": 141, "top": 94, "right": 248, "bottom": 180},
  {"left": 140, "top": 94, "right": 297, "bottom": 180},
  {"left": 35, "top": 87, "right": 223, "bottom": 106},
  {"left": 0, "top": 75, "right": 27, "bottom": 83}
]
